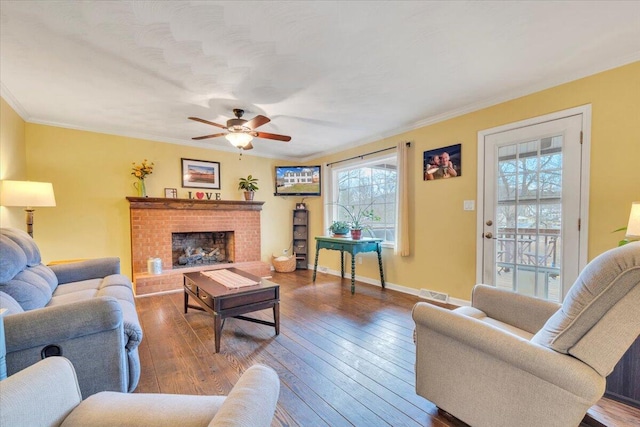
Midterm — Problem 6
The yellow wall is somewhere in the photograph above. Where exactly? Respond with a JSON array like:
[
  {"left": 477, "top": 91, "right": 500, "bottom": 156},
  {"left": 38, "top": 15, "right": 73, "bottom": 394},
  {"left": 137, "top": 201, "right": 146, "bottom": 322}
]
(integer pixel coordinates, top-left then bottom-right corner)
[
  {"left": 23, "top": 124, "right": 297, "bottom": 276},
  {"left": 4, "top": 61, "right": 639, "bottom": 299},
  {"left": 313, "top": 61, "right": 640, "bottom": 299},
  {"left": 0, "top": 97, "right": 27, "bottom": 228}
]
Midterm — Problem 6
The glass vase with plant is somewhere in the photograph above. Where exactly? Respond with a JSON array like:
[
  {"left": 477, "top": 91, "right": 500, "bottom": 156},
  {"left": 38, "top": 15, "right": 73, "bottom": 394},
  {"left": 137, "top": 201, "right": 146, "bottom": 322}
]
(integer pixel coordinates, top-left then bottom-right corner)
[
  {"left": 238, "top": 175, "right": 259, "bottom": 200},
  {"left": 131, "top": 159, "right": 154, "bottom": 197}
]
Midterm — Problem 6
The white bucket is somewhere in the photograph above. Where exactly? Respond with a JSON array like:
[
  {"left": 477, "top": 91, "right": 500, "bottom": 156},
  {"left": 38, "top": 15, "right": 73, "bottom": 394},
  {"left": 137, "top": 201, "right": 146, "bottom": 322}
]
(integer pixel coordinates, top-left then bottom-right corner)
[{"left": 147, "top": 257, "right": 162, "bottom": 275}]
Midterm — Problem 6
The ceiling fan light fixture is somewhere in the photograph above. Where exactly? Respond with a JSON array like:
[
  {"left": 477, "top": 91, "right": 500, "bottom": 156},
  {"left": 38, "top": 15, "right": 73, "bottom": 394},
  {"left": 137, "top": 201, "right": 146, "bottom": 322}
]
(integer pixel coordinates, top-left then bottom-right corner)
[{"left": 225, "top": 131, "right": 253, "bottom": 148}]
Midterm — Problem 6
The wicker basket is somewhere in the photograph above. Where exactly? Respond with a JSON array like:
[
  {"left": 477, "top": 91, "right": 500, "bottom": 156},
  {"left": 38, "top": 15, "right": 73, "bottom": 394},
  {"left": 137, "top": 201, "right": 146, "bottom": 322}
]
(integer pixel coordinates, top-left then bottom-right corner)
[{"left": 272, "top": 254, "right": 297, "bottom": 273}]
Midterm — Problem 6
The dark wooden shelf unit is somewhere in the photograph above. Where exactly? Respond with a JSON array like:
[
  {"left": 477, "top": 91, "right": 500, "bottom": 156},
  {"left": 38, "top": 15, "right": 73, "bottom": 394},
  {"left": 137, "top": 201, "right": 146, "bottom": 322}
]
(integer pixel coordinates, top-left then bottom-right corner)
[{"left": 293, "top": 209, "right": 309, "bottom": 269}]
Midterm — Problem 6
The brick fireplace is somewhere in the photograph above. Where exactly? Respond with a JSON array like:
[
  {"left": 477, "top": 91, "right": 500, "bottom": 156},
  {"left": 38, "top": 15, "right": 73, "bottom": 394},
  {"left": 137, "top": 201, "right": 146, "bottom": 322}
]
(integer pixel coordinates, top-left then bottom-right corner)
[{"left": 127, "top": 197, "right": 270, "bottom": 295}]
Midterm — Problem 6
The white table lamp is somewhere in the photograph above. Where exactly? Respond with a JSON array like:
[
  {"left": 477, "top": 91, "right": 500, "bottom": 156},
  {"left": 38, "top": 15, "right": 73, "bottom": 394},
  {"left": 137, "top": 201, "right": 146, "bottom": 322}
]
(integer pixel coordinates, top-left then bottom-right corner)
[
  {"left": 0, "top": 180, "right": 56, "bottom": 237},
  {"left": 626, "top": 201, "right": 640, "bottom": 239}
]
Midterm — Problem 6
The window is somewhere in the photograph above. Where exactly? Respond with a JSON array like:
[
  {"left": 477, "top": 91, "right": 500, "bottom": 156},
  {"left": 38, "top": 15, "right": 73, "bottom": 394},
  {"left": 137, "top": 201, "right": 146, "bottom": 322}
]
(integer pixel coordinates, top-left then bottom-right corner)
[{"left": 328, "top": 153, "right": 397, "bottom": 244}]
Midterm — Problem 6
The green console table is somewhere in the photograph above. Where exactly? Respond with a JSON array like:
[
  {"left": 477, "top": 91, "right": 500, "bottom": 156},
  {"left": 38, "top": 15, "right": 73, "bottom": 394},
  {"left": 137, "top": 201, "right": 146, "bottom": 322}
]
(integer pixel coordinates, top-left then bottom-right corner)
[{"left": 313, "top": 236, "right": 385, "bottom": 294}]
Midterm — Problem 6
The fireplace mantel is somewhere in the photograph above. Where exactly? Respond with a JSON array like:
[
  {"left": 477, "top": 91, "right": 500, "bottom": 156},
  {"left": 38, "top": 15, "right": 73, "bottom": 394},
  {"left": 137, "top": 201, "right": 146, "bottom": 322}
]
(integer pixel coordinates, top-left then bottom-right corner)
[{"left": 126, "top": 197, "right": 264, "bottom": 211}]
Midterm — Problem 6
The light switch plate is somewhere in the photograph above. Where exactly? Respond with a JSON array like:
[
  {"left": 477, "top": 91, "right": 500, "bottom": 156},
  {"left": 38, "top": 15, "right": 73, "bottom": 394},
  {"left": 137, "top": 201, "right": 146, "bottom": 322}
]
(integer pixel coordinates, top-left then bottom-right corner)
[{"left": 464, "top": 200, "right": 475, "bottom": 211}]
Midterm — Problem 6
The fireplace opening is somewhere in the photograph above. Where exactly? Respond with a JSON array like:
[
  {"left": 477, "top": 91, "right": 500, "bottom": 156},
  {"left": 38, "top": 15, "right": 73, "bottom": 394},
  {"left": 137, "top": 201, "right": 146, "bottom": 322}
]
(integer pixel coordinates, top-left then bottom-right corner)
[{"left": 171, "top": 231, "right": 234, "bottom": 268}]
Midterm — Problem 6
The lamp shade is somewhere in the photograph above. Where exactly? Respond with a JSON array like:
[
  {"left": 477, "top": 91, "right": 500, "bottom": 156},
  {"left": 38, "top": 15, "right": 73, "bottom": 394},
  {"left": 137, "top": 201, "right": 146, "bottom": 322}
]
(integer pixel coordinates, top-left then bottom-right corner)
[
  {"left": 225, "top": 132, "right": 253, "bottom": 148},
  {"left": 0, "top": 180, "right": 56, "bottom": 208},
  {"left": 626, "top": 201, "right": 640, "bottom": 239}
]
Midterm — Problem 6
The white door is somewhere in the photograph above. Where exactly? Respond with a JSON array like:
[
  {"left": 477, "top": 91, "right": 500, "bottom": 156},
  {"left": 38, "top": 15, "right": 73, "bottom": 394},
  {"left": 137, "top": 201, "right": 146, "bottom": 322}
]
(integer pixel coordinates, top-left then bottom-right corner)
[{"left": 478, "top": 109, "right": 589, "bottom": 302}]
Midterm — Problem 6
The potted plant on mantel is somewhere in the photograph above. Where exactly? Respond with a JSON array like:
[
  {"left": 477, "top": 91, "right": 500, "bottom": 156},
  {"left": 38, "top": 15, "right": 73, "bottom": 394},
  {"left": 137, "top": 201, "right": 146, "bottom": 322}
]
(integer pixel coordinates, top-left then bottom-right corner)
[
  {"left": 333, "top": 202, "right": 381, "bottom": 240},
  {"left": 238, "top": 175, "right": 259, "bottom": 200}
]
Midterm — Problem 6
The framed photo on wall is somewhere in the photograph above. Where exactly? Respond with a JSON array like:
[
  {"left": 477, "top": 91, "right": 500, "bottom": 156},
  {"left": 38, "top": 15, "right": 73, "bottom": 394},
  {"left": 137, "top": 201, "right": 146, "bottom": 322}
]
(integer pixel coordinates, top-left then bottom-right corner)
[
  {"left": 423, "top": 143, "right": 462, "bottom": 181},
  {"left": 181, "top": 158, "right": 221, "bottom": 189}
]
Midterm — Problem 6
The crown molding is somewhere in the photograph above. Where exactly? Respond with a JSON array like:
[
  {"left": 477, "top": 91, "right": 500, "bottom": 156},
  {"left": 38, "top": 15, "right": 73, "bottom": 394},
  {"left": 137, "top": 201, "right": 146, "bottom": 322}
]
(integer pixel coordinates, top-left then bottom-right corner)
[
  {"left": 24, "top": 117, "right": 301, "bottom": 161},
  {"left": 5, "top": 53, "right": 639, "bottom": 165},
  {"left": 0, "top": 82, "right": 30, "bottom": 120},
  {"left": 301, "top": 54, "right": 640, "bottom": 162}
]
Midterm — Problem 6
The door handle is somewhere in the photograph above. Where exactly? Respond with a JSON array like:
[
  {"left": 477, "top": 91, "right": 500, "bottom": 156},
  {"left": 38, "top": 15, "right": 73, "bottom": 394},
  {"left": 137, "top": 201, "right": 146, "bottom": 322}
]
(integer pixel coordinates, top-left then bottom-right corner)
[{"left": 485, "top": 232, "right": 493, "bottom": 239}]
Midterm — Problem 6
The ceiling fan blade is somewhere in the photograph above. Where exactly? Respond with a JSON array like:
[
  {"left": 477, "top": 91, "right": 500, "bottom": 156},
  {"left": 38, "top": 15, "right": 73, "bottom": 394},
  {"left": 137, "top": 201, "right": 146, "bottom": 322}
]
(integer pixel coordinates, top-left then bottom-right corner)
[
  {"left": 188, "top": 117, "right": 227, "bottom": 129},
  {"left": 192, "top": 133, "right": 226, "bottom": 140},
  {"left": 255, "top": 131, "right": 291, "bottom": 142},
  {"left": 245, "top": 115, "right": 270, "bottom": 130}
]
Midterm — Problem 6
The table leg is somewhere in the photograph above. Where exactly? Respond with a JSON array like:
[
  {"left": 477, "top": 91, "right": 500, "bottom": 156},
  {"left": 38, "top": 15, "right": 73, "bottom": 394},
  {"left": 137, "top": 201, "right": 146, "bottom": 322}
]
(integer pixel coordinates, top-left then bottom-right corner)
[
  {"left": 351, "top": 253, "right": 356, "bottom": 295},
  {"left": 214, "top": 314, "right": 222, "bottom": 353},
  {"left": 313, "top": 241, "right": 320, "bottom": 282},
  {"left": 183, "top": 277, "right": 189, "bottom": 313},
  {"left": 340, "top": 251, "right": 345, "bottom": 278},
  {"left": 377, "top": 245, "right": 385, "bottom": 289},
  {"left": 273, "top": 302, "right": 280, "bottom": 335}
]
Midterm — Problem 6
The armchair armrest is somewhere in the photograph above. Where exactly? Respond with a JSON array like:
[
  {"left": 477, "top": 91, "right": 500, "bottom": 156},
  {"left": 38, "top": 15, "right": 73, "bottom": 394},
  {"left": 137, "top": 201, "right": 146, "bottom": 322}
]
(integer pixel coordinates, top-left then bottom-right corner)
[
  {"left": 4, "top": 297, "right": 130, "bottom": 396},
  {"left": 49, "top": 257, "right": 121, "bottom": 284},
  {"left": 471, "top": 284, "right": 560, "bottom": 334},
  {"left": 210, "top": 364, "right": 280, "bottom": 427},
  {"left": 4, "top": 297, "right": 122, "bottom": 352},
  {"left": 0, "top": 357, "right": 82, "bottom": 427},
  {"left": 412, "top": 302, "right": 603, "bottom": 401}
]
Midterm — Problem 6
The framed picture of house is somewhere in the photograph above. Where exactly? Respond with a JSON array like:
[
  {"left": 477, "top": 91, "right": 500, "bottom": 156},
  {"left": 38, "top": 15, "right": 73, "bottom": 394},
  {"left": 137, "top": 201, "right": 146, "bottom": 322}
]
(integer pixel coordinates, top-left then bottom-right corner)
[
  {"left": 423, "top": 143, "right": 461, "bottom": 181},
  {"left": 181, "top": 158, "right": 221, "bottom": 189}
]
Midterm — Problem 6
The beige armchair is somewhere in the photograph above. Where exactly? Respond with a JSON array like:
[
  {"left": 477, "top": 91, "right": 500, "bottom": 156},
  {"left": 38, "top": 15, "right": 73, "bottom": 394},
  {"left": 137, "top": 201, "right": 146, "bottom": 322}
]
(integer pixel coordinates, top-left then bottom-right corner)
[
  {"left": 413, "top": 242, "right": 640, "bottom": 427},
  {"left": 0, "top": 356, "right": 280, "bottom": 427}
]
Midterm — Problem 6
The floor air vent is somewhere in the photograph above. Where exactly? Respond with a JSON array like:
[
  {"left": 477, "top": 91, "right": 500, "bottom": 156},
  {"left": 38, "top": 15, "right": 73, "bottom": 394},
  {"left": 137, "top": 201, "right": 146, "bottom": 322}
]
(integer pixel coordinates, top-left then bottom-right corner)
[{"left": 418, "top": 289, "right": 449, "bottom": 303}]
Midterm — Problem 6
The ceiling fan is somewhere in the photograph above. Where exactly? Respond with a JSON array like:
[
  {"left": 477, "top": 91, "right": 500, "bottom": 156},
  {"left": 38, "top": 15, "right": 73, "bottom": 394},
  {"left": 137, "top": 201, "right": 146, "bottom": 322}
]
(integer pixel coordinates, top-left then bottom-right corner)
[{"left": 189, "top": 109, "right": 291, "bottom": 150}]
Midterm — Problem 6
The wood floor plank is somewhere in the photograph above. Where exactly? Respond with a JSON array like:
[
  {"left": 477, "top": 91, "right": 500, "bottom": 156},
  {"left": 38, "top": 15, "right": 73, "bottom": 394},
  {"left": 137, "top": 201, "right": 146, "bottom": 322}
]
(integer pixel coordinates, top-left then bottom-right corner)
[
  {"left": 134, "top": 270, "right": 636, "bottom": 427},
  {"left": 233, "top": 314, "right": 423, "bottom": 427},
  {"left": 250, "top": 313, "right": 429, "bottom": 426},
  {"left": 167, "top": 293, "right": 348, "bottom": 427},
  {"left": 276, "top": 308, "right": 433, "bottom": 414},
  {"left": 278, "top": 300, "right": 416, "bottom": 385}
]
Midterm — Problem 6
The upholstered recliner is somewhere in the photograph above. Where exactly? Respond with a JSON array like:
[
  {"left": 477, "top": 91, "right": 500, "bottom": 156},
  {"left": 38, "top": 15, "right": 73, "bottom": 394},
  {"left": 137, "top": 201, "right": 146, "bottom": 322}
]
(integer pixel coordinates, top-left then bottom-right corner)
[
  {"left": 0, "top": 356, "right": 280, "bottom": 427},
  {"left": 0, "top": 227, "right": 142, "bottom": 397},
  {"left": 412, "top": 242, "right": 640, "bottom": 427}
]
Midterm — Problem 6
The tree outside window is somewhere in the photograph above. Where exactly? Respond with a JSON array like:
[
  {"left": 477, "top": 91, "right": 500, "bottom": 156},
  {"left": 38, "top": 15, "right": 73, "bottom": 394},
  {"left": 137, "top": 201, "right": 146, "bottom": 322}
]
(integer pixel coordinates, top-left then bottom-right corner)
[{"left": 330, "top": 154, "right": 397, "bottom": 242}]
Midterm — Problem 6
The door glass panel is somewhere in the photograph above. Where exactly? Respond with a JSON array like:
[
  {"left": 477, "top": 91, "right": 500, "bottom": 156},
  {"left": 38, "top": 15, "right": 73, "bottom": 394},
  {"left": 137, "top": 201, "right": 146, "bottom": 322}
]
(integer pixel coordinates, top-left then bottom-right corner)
[{"left": 494, "top": 135, "right": 563, "bottom": 301}]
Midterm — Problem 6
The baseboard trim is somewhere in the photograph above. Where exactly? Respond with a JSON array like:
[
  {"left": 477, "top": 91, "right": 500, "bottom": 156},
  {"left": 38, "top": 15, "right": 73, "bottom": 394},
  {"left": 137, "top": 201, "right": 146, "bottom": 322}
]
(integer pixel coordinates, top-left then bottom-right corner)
[{"left": 313, "top": 264, "right": 470, "bottom": 306}]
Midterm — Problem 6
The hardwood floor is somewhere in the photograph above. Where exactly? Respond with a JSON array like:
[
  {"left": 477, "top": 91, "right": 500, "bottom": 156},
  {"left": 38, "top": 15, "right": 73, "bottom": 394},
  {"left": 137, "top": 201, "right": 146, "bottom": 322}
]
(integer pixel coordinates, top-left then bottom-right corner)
[{"left": 135, "top": 269, "right": 638, "bottom": 426}]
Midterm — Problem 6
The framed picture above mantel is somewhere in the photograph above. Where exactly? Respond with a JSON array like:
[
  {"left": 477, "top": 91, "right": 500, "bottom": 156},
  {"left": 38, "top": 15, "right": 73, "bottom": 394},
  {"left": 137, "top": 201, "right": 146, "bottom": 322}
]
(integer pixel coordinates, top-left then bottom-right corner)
[{"left": 181, "top": 158, "right": 221, "bottom": 189}]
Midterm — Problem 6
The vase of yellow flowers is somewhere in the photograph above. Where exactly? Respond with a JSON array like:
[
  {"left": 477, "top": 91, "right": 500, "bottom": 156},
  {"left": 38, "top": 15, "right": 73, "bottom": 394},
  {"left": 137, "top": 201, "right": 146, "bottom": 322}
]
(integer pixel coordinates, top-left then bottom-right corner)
[{"left": 132, "top": 159, "right": 154, "bottom": 197}]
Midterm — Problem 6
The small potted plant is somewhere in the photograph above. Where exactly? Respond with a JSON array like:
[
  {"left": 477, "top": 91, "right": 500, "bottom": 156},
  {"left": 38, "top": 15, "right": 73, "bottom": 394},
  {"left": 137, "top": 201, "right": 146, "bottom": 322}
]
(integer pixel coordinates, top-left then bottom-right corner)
[
  {"left": 238, "top": 175, "right": 259, "bottom": 200},
  {"left": 333, "top": 202, "right": 381, "bottom": 240},
  {"left": 329, "top": 220, "right": 351, "bottom": 237}
]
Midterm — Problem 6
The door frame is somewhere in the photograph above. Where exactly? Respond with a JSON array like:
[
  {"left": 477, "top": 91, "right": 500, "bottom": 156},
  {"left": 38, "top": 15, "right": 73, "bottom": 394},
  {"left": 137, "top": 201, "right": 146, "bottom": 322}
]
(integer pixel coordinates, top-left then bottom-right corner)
[{"left": 475, "top": 105, "right": 592, "bottom": 288}]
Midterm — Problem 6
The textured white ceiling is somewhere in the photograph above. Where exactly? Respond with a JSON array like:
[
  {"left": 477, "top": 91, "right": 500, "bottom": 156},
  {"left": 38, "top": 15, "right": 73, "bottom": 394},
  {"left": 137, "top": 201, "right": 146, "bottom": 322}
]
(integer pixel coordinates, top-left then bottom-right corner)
[{"left": 1, "top": 1, "right": 639, "bottom": 160}]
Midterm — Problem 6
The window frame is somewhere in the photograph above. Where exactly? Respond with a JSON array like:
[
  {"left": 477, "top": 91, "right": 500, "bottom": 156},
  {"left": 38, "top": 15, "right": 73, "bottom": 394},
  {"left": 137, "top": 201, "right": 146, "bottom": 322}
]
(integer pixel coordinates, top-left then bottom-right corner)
[{"left": 326, "top": 152, "right": 398, "bottom": 248}]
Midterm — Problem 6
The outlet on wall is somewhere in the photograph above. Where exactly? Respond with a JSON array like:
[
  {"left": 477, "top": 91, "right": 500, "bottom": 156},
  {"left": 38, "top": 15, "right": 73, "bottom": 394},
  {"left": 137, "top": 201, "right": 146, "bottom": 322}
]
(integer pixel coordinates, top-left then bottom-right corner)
[{"left": 283, "top": 249, "right": 288, "bottom": 254}]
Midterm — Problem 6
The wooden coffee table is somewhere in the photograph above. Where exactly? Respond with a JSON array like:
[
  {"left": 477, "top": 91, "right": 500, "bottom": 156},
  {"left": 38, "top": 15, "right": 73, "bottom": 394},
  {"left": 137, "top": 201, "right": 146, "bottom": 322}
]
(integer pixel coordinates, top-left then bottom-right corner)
[{"left": 183, "top": 268, "right": 279, "bottom": 352}]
